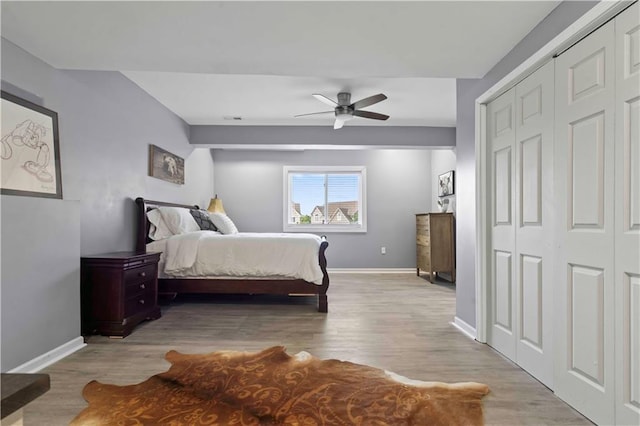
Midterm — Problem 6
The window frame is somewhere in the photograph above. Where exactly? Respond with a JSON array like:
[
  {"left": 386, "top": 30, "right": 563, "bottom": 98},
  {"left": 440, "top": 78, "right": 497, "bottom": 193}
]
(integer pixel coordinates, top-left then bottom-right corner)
[{"left": 283, "top": 165, "right": 367, "bottom": 233}]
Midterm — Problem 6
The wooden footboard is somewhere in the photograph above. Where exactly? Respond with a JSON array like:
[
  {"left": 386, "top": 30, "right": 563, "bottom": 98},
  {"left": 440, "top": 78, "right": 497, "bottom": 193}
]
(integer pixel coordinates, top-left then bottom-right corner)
[{"left": 135, "top": 197, "right": 329, "bottom": 312}]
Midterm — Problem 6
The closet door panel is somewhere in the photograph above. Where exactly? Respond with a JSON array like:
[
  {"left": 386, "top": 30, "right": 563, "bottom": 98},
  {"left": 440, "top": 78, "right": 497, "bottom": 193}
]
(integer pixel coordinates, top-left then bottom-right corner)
[
  {"left": 520, "top": 135, "right": 542, "bottom": 225},
  {"left": 570, "top": 113, "right": 605, "bottom": 228},
  {"left": 520, "top": 255, "right": 542, "bottom": 346},
  {"left": 615, "top": 3, "right": 640, "bottom": 424},
  {"left": 487, "top": 89, "right": 517, "bottom": 361},
  {"left": 627, "top": 99, "right": 640, "bottom": 229},
  {"left": 569, "top": 264, "right": 605, "bottom": 385},
  {"left": 515, "top": 59, "right": 555, "bottom": 387},
  {"left": 554, "top": 19, "right": 615, "bottom": 425}
]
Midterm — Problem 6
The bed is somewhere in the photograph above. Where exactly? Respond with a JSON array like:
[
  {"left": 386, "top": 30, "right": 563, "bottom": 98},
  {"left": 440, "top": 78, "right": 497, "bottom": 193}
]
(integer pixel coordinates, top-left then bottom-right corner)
[{"left": 135, "top": 197, "right": 330, "bottom": 312}]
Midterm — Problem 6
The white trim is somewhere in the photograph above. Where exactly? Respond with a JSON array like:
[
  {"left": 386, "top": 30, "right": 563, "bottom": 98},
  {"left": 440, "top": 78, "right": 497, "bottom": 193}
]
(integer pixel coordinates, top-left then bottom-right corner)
[
  {"left": 475, "top": 102, "right": 488, "bottom": 344},
  {"left": 451, "top": 316, "right": 477, "bottom": 340},
  {"left": 7, "top": 336, "right": 86, "bottom": 373},
  {"left": 474, "top": 0, "right": 628, "bottom": 344},
  {"left": 202, "top": 144, "right": 456, "bottom": 151},
  {"left": 328, "top": 268, "right": 415, "bottom": 274}
]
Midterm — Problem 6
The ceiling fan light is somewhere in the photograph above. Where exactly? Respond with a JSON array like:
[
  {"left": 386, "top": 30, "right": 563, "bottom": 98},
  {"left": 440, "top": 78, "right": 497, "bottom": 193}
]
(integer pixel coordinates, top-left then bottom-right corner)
[{"left": 336, "top": 112, "right": 354, "bottom": 121}]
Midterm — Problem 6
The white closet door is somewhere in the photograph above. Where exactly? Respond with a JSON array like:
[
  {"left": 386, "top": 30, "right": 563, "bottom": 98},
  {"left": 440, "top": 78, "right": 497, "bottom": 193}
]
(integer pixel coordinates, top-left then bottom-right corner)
[
  {"left": 615, "top": 3, "right": 640, "bottom": 424},
  {"left": 514, "top": 60, "right": 555, "bottom": 388},
  {"left": 554, "top": 20, "right": 616, "bottom": 425},
  {"left": 487, "top": 89, "right": 517, "bottom": 361}
]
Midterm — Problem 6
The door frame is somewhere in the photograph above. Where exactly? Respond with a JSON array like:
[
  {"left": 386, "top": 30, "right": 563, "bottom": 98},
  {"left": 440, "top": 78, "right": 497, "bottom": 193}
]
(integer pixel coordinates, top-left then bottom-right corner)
[{"left": 474, "top": 0, "right": 631, "bottom": 343}]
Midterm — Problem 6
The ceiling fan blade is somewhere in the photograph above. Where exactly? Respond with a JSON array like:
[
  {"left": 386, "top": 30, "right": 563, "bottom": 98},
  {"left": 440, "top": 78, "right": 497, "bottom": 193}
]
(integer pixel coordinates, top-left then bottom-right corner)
[
  {"left": 312, "top": 94, "right": 338, "bottom": 107},
  {"left": 294, "top": 111, "right": 334, "bottom": 118},
  {"left": 351, "top": 93, "right": 387, "bottom": 110},
  {"left": 334, "top": 118, "right": 345, "bottom": 129},
  {"left": 353, "top": 110, "right": 389, "bottom": 121}
]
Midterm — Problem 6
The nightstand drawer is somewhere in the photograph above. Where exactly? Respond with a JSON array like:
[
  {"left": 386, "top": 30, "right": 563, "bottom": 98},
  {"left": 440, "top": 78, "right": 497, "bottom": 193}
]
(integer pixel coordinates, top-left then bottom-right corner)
[
  {"left": 124, "top": 264, "right": 157, "bottom": 286},
  {"left": 125, "top": 279, "right": 153, "bottom": 298},
  {"left": 124, "top": 289, "right": 156, "bottom": 317}
]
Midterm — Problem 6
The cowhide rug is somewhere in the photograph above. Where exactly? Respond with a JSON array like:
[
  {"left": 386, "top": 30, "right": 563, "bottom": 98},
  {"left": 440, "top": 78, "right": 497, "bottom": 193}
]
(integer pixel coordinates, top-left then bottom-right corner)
[{"left": 71, "top": 346, "right": 490, "bottom": 425}]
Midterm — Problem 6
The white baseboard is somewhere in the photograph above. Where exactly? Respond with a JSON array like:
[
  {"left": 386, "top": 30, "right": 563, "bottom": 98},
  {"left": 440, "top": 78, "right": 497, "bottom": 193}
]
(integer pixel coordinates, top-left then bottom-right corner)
[
  {"left": 451, "top": 316, "right": 477, "bottom": 340},
  {"left": 327, "top": 268, "right": 415, "bottom": 274},
  {"left": 8, "top": 336, "right": 86, "bottom": 373}
]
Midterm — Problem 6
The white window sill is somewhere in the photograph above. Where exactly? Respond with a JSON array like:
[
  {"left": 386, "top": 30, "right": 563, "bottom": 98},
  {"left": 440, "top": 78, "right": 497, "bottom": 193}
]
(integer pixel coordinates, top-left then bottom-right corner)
[{"left": 283, "top": 224, "right": 367, "bottom": 233}]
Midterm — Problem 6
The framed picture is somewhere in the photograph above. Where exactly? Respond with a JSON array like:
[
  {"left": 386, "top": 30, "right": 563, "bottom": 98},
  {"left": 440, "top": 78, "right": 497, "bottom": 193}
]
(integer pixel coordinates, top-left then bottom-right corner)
[
  {"left": 438, "top": 170, "right": 455, "bottom": 197},
  {"left": 148, "top": 144, "right": 184, "bottom": 185},
  {"left": 1, "top": 91, "right": 63, "bottom": 199}
]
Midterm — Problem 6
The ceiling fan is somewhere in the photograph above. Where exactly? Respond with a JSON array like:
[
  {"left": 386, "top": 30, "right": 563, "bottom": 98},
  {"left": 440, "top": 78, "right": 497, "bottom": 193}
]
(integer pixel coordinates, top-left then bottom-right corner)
[{"left": 295, "top": 92, "right": 389, "bottom": 129}]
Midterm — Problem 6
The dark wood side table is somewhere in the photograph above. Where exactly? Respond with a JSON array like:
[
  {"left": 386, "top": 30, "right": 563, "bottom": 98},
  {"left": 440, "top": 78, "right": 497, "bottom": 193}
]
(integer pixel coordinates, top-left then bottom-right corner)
[
  {"left": 1, "top": 373, "right": 50, "bottom": 424},
  {"left": 81, "top": 251, "right": 161, "bottom": 338}
]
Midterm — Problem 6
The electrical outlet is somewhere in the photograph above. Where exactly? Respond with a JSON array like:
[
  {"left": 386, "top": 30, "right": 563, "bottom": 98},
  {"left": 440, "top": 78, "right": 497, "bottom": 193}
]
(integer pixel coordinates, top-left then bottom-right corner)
[{"left": 381, "top": 246, "right": 386, "bottom": 255}]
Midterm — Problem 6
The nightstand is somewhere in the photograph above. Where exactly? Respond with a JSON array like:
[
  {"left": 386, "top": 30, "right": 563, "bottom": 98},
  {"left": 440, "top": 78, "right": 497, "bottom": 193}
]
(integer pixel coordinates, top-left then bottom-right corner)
[{"left": 81, "top": 251, "right": 161, "bottom": 337}]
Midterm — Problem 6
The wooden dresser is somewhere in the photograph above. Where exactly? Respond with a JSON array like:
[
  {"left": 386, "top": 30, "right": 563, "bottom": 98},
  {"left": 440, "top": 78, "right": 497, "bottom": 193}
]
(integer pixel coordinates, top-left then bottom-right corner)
[
  {"left": 416, "top": 213, "right": 455, "bottom": 283},
  {"left": 81, "top": 251, "right": 161, "bottom": 337}
]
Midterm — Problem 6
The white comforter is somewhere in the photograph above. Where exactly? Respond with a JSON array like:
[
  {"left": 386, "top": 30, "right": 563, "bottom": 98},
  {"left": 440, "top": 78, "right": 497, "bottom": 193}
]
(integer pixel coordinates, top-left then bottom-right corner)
[{"left": 148, "top": 231, "right": 325, "bottom": 284}]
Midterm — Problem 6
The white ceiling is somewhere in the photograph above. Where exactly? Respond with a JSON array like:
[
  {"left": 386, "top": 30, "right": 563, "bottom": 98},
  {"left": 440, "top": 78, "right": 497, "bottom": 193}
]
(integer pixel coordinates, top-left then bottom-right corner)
[{"left": 1, "top": 1, "right": 561, "bottom": 128}]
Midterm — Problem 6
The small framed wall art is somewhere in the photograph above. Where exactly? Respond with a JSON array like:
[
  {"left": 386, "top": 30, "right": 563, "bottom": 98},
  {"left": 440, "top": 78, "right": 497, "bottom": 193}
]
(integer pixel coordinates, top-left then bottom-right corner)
[
  {"left": 1, "top": 91, "right": 63, "bottom": 199},
  {"left": 148, "top": 144, "right": 184, "bottom": 185},
  {"left": 438, "top": 170, "right": 454, "bottom": 197}
]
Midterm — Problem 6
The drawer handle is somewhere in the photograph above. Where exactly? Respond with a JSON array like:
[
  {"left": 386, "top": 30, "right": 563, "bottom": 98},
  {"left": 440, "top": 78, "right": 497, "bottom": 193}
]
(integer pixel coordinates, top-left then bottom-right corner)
[
  {"left": 139, "top": 299, "right": 145, "bottom": 305},
  {"left": 140, "top": 283, "right": 146, "bottom": 289},
  {"left": 139, "top": 271, "right": 147, "bottom": 277}
]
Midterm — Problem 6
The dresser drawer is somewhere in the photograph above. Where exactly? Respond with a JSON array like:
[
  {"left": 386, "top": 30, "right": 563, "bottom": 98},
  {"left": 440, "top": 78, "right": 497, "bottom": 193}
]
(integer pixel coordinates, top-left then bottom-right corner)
[
  {"left": 417, "top": 244, "right": 431, "bottom": 269},
  {"left": 124, "top": 263, "right": 156, "bottom": 287},
  {"left": 416, "top": 215, "right": 429, "bottom": 227},
  {"left": 416, "top": 223, "right": 430, "bottom": 235},
  {"left": 416, "top": 233, "right": 430, "bottom": 246}
]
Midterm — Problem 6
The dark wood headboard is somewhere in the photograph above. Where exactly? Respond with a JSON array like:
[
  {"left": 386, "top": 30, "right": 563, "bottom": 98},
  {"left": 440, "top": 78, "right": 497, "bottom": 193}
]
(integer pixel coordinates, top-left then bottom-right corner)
[{"left": 134, "top": 197, "right": 199, "bottom": 252}]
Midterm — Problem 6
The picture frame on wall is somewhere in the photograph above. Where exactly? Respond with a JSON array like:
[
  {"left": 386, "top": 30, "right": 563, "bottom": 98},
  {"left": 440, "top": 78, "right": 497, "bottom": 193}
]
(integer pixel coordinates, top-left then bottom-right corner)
[
  {"left": 438, "top": 170, "right": 454, "bottom": 197},
  {"left": 148, "top": 144, "right": 184, "bottom": 185},
  {"left": 1, "top": 91, "right": 63, "bottom": 199}
]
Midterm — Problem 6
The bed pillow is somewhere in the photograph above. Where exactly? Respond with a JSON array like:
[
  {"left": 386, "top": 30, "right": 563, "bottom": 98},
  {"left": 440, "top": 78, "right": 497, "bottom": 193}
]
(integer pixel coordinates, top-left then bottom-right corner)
[
  {"left": 190, "top": 209, "right": 218, "bottom": 231},
  {"left": 158, "top": 206, "right": 200, "bottom": 235},
  {"left": 147, "top": 209, "right": 174, "bottom": 240},
  {"left": 208, "top": 212, "right": 239, "bottom": 235}
]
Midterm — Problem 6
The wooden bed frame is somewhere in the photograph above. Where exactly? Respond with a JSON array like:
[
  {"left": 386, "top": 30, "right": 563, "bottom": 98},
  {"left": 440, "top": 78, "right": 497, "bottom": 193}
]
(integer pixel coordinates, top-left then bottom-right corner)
[{"left": 135, "top": 197, "right": 330, "bottom": 312}]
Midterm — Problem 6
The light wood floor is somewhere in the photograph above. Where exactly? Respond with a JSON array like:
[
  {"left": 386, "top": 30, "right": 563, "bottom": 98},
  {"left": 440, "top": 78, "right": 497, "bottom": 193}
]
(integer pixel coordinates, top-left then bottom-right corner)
[{"left": 24, "top": 273, "right": 591, "bottom": 425}]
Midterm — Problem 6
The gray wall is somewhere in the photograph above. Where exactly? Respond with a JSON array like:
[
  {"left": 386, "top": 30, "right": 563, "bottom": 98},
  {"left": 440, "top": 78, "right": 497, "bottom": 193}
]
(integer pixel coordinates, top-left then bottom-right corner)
[
  {"left": 1, "top": 198, "right": 80, "bottom": 371},
  {"left": 192, "top": 125, "right": 455, "bottom": 149},
  {"left": 454, "top": 1, "right": 598, "bottom": 328},
  {"left": 1, "top": 39, "right": 215, "bottom": 254},
  {"left": 213, "top": 149, "right": 433, "bottom": 268},
  {"left": 1, "top": 38, "right": 214, "bottom": 370}
]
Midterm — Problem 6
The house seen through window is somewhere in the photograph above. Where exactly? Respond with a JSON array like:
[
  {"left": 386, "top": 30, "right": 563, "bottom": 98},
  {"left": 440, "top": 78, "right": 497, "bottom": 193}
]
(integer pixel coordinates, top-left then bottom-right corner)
[{"left": 283, "top": 166, "right": 366, "bottom": 233}]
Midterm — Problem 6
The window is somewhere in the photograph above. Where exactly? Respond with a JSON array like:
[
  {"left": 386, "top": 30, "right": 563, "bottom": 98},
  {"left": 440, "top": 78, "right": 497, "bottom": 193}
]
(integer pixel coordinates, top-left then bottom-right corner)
[{"left": 283, "top": 166, "right": 366, "bottom": 233}]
